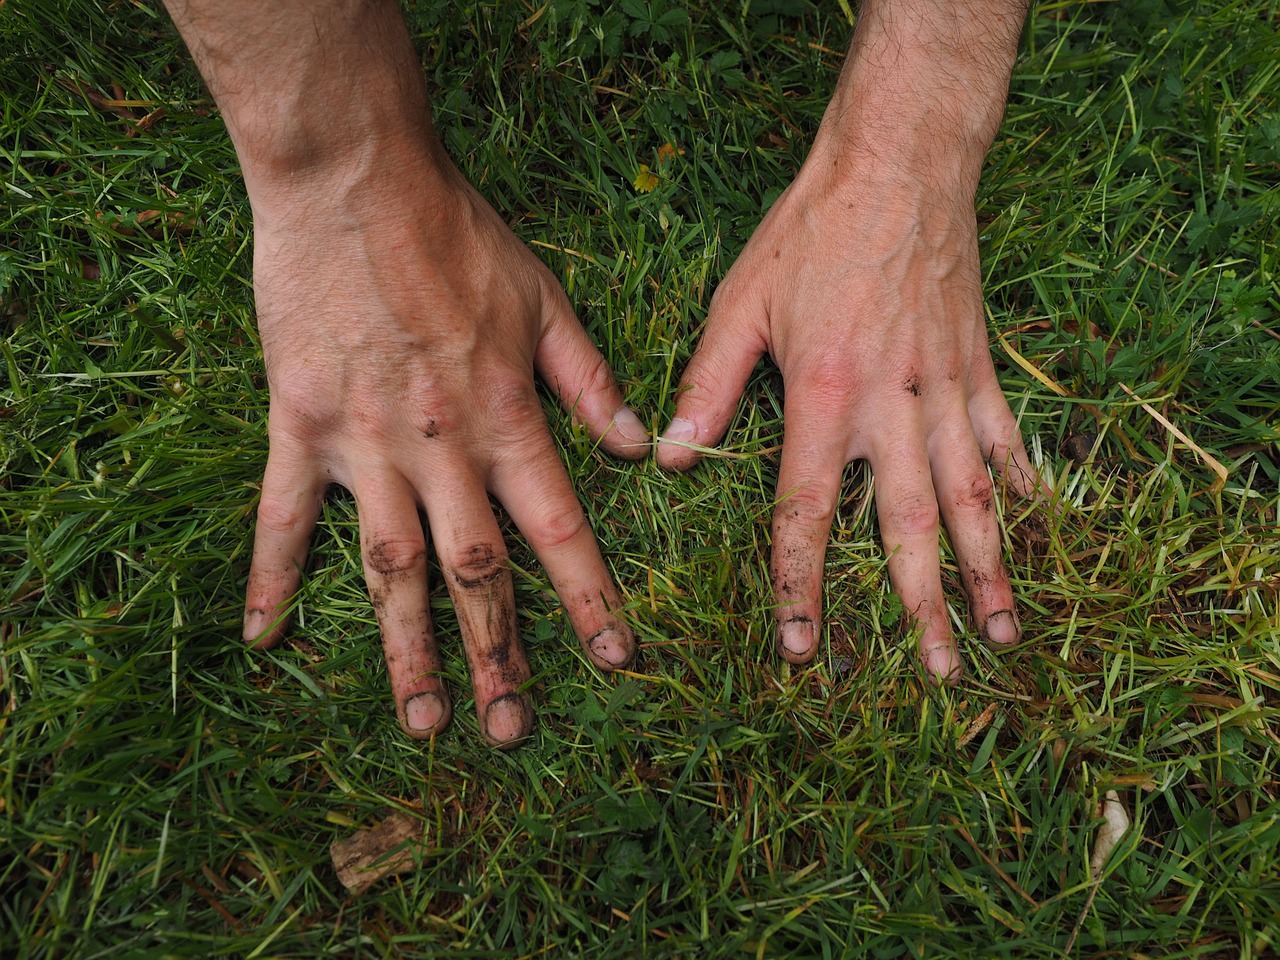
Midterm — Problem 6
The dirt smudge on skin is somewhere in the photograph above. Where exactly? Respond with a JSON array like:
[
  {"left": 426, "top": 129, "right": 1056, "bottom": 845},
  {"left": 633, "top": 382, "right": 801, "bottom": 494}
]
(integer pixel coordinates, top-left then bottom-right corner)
[
  {"left": 450, "top": 544, "right": 506, "bottom": 588},
  {"left": 447, "top": 552, "right": 528, "bottom": 689},
  {"left": 367, "top": 540, "right": 425, "bottom": 577}
]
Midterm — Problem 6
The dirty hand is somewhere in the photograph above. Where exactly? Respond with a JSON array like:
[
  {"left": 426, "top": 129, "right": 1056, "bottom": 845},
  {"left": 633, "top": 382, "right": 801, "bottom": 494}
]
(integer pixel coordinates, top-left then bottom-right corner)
[
  {"left": 657, "top": 7, "right": 1038, "bottom": 678},
  {"left": 242, "top": 156, "right": 648, "bottom": 746}
]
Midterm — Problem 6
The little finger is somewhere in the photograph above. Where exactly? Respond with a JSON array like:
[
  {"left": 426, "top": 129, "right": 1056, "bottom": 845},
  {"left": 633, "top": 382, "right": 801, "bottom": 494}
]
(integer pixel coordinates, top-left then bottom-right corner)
[{"left": 243, "top": 441, "right": 324, "bottom": 648}]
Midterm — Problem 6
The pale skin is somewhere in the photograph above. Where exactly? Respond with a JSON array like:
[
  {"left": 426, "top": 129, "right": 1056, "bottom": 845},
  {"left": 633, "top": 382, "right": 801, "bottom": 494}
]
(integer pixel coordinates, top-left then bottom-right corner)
[{"left": 162, "top": 0, "right": 1037, "bottom": 746}]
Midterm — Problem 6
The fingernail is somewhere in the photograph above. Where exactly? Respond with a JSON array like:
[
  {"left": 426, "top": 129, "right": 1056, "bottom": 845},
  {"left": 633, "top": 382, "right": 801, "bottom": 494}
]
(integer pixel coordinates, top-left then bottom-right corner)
[
  {"left": 983, "top": 609, "right": 1020, "bottom": 646},
  {"left": 242, "top": 607, "right": 270, "bottom": 644},
  {"left": 405, "top": 692, "right": 446, "bottom": 732},
  {"left": 588, "top": 626, "right": 634, "bottom": 670},
  {"left": 779, "top": 618, "right": 814, "bottom": 660},
  {"left": 611, "top": 406, "right": 651, "bottom": 447},
  {"left": 484, "top": 693, "right": 533, "bottom": 747},
  {"left": 923, "top": 645, "right": 963, "bottom": 684},
  {"left": 659, "top": 417, "right": 697, "bottom": 447}
]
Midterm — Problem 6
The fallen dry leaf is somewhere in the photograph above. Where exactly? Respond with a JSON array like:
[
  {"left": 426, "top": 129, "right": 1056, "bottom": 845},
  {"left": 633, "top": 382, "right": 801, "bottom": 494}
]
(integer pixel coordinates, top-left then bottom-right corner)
[
  {"left": 1089, "top": 789, "right": 1130, "bottom": 878},
  {"left": 330, "top": 810, "right": 424, "bottom": 895}
]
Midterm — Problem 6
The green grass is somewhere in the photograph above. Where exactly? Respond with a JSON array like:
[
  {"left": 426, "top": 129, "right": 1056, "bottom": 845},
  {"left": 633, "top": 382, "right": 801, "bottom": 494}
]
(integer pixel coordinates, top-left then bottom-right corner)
[{"left": 2, "top": 0, "right": 1278, "bottom": 956}]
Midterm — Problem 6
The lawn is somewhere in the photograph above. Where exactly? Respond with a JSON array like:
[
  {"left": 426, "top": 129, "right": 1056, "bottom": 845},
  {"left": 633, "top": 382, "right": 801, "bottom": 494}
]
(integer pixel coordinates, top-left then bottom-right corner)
[{"left": 2, "top": 0, "right": 1278, "bottom": 956}]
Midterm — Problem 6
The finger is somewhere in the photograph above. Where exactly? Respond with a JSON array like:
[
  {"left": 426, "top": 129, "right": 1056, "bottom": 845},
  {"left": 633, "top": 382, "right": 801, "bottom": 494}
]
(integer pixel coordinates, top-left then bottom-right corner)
[
  {"left": 535, "top": 286, "right": 649, "bottom": 460},
  {"left": 423, "top": 464, "right": 533, "bottom": 750},
  {"left": 656, "top": 285, "right": 767, "bottom": 471},
  {"left": 769, "top": 396, "right": 850, "bottom": 664},
  {"left": 969, "top": 374, "right": 1043, "bottom": 500},
  {"left": 350, "top": 474, "right": 452, "bottom": 740},
  {"left": 243, "top": 441, "right": 323, "bottom": 649},
  {"left": 491, "top": 427, "right": 635, "bottom": 671},
  {"left": 929, "top": 419, "right": 1021, "bottom": 647},
  {"left": 869, "top": 435, "right": 959, "bottom": 683}
]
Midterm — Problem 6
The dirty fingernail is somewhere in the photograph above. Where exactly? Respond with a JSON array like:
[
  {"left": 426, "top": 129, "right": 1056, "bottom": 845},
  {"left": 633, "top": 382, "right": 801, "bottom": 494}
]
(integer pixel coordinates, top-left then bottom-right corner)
[
  {"left": 484, "top": 694, "right": 533, "bottom": 747},
  {"left": 588, "top": 626, "right": 634, "bottom": 670},
  {"left": 242, "top": 608, "right": 264, "bottom": 641},
  {"left": 779, "top": 618, "right": 814, "bottom": 660},
  {"left": 242, "top": 607, "right": 274, "bottom": 646},
  {"left": 611, "top": 406, "right": 650, "bottom": 447},
  {"left": 405, "top": 692, "right": 446, "bottom": 732},
  {"left": 983, "top": 609, "right": 1020, "bottom": 646}
]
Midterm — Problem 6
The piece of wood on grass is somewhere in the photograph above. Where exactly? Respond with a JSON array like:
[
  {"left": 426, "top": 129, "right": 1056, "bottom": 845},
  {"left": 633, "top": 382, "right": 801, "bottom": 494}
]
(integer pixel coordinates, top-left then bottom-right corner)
[{"left": 331, "top": 811, "right": 424, "bottom": 895}]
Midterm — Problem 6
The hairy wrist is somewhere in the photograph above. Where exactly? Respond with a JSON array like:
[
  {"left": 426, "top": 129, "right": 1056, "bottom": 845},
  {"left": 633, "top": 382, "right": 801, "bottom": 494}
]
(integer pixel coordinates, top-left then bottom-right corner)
[
  {"left": 165, "top": 0, "right": 442, "bottom": 208},
  {"left": 813, "top": 0, "right": 1027, "bottom": 185}
]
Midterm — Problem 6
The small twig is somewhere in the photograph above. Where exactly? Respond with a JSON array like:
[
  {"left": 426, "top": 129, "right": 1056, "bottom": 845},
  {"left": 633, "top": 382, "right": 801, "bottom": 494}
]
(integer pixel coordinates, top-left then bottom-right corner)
[
  {"left": 950, "top": 819, "right": 1042, "bottom": 910},
  {"left": 1134, "top": 252, "right": 1179, "bottom": 278},
  {"left": 1117, "top": 382, "right": 1228, "bottom": 492},
  {"left": 1251, "top": 319, "right": 1280, "bottom": 342}
]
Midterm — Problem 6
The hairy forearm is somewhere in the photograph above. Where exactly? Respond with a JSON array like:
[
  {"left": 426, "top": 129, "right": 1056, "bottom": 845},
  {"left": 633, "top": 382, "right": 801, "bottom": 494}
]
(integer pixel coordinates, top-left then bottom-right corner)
[
  {"left": 163, "top": 0, "right": 442, "bottom": 204},
  {"left": 816, "top": 0, "right": 1030, "bottom": 183}
]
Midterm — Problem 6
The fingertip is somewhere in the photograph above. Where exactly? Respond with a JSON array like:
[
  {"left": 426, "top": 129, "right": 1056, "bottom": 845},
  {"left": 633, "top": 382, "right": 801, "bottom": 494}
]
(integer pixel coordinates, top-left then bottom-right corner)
[
  {"left": 586, "top": 625, "right": 636, "bottom": 670},
  {"left": 656, "top": 417, "right": 701, "bottom": 471},
  {"left": 922, "top": 643, "right": 963, "bottom": 685},
  {"left": 603, "top": 405, "right": 651, "bottom": 461},
  {"left": 777, "top": 616, "right": 818, "bottom": 664},
  {"left": 981, "top": 608, "right": 1021, "bottom": 646},
  {"left": 243, "top": 605, "right": 287, "bottom": 649},
  {"left": 482, "top": 693, "right": 535, "bottom": 749},
  {"left": 400, "top": 690, "right": 452, "bottom": 740}
]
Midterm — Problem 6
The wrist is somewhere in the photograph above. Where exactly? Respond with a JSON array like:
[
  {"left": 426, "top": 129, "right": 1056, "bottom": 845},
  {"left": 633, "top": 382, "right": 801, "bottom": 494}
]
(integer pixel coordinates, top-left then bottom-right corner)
[
  {"left": 811, "top": 0, "right": 1026, "bottom": 188},
  {"left": 239, "top": 125, "right": 454, "bottom": 229}
]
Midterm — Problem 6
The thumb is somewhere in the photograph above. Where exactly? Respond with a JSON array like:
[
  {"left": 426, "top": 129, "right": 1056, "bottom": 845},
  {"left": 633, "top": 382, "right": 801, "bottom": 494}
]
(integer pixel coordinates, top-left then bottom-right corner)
[
  {"left": 657, "top": 289, "right": 767, "bottom": 471},
  {"left": 534, "top": 287, "right": 650, "bottom": 460}
]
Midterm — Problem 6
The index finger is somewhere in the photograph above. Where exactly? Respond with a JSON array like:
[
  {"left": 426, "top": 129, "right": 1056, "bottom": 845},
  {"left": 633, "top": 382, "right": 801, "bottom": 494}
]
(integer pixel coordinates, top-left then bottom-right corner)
[
  {"left": 768, "top": 392, "right": 853, "bottom": 664},
  {"left": 491, "top": 427, "right": 635, "bottom": 671}
]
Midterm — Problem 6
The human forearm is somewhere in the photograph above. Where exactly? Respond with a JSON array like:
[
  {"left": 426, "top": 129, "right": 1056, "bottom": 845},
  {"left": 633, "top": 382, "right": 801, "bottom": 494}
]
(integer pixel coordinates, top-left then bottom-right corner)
[
  {"left": 162, "top": 0, "right": 446, "bottom": 213},
  {"left": 814, "top": 0, "right": 1029, "bottom": 186}
]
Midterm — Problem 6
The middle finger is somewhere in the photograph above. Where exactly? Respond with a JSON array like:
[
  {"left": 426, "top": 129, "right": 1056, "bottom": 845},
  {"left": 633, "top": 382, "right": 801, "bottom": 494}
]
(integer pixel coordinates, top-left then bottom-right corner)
[{"left": 421, "top": 459, "right": 534, "bottom": 750}]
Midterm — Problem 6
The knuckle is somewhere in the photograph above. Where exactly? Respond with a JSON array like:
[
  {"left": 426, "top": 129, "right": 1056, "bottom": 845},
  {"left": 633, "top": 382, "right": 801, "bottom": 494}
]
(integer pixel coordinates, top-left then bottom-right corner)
[
  {"left": 525, "top": 501, "right": 588, "bottom": 552},
  {"left": 486, "top": 374, "right": 541, "bottom": 427},
  {"left": 950, "top": 471, "right": 995, "bottom": 514},
  {"left": 446, "top": 542, "right": 510, "bottom": 589},
  {"left": 777, "top": 481, "right": 837, "bottom": 528},
  {"left": 886, "top": 494, "right": 940, "bottom": 536},
  {"left": 364, "top": 537, "right": 427, "bottom": 577},
  {"left": 799, "top": 358, "right": 859, "bottom": 410},
  {"left": 577, "top": 350, "right": 617, "bottom": 402},
  {"left": 255, "top": 493, "right": 311, "bottom": 534},
  {"left": 268, "top": 393, "right": 340, "bottom": 444},
  {"left": 707, "top": 279, "right": 745, "bottom": 317}
]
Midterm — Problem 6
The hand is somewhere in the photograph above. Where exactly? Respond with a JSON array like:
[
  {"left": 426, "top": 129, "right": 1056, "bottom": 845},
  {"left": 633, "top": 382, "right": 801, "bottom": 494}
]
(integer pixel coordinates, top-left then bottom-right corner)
[
  {"left": 240, "top": 154, "right": 649, "bottom": 746},
  {"left": 657, "top": 149, "right": 1038, "bottom": 681}
]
